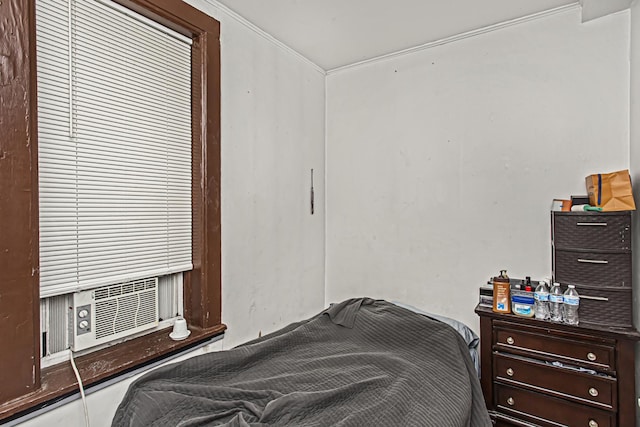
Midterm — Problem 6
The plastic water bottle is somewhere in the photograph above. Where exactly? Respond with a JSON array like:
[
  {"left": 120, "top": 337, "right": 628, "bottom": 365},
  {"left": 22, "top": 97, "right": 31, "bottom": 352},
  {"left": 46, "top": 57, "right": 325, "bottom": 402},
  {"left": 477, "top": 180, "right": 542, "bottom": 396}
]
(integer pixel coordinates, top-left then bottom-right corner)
[
  {"left": 534, "top": 280, "right": 550, "bottom": 320},
  {"left": 563, "top": 285, "right": 580, "bottom": 325},
  {"left": 549, "top": 282, "right": 563, "bottom": 322}
]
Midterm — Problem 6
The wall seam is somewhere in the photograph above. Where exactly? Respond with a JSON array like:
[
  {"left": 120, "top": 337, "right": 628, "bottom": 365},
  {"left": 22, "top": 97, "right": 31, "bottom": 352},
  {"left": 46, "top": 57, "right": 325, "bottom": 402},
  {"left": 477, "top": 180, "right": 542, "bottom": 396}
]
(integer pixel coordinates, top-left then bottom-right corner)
[{"left": 323, "top": 72, "right": 329, "bottom": 307}]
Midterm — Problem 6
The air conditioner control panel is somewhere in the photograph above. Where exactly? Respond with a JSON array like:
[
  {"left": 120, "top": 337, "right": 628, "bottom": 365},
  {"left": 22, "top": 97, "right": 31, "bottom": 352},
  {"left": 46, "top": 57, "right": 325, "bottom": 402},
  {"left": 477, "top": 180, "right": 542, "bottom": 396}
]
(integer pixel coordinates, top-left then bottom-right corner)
[{"left": 76, "top": 305, "right": 91, "bottom": 336}]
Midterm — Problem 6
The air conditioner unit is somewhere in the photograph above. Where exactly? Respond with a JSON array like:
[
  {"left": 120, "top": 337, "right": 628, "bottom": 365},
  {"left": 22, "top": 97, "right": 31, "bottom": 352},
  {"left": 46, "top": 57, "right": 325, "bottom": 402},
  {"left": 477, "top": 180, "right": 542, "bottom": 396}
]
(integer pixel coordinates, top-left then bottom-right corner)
[{"left": 70, "top": 278, "right": 159, "bottom": 352}]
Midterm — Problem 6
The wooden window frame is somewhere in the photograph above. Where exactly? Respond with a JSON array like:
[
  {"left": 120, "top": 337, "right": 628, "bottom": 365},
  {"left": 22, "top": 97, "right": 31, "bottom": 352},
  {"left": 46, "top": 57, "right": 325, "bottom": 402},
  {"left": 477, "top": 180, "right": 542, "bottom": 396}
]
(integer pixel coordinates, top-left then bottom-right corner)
[{"left": 0, "top": 0, "right": 223, "bottom": 421}]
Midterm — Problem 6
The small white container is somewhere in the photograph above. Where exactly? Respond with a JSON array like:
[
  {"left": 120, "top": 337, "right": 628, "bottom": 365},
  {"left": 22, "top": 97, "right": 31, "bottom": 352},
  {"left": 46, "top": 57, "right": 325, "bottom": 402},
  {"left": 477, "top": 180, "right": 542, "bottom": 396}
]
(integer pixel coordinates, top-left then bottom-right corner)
[{"left": 169, "top": 317, "right": 191, "bottom": 341}]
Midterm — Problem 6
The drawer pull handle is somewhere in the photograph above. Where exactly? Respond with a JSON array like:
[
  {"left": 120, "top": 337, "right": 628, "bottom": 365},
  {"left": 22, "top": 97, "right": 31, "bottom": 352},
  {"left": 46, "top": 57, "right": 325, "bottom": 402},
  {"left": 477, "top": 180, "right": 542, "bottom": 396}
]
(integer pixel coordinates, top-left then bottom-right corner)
[
  {"left": 506, "top": 337, "right": 515, "bottom": 345},
  {"left": 507, "top": 397, "right": 514, "bottom": 406},
  {"left": 589, "top": 420, "right": 599, "bottom": 427},
  {"left": 581, "top": 295, "right": 609, "bottom": 302},
  {"left": 576, "top": 222, "right": 607, "bottom": 227},
  {"left": 577, "top": 258, "right": 608, "bottom": 264},
  {"left": 587, "top": 352, "right": 597, "bottom": 361},
  {"left": 506, "top": 368, "right": 514, "bottom": 377},
  {"left": 589, "top": 387, "right": 599, "bottom": 397}
]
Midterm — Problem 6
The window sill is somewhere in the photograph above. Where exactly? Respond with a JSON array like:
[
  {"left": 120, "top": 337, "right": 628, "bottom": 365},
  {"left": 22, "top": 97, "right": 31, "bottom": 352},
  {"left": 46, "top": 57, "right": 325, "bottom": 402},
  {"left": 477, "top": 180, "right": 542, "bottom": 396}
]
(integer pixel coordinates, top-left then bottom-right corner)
[{"left": 0, "top": 324, "right": 226, "bottom": 422}]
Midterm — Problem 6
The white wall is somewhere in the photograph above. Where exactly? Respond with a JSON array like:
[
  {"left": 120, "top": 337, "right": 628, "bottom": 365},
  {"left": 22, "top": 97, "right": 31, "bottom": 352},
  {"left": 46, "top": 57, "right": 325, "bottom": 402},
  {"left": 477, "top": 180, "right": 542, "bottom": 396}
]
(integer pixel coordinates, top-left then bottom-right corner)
[
  {"left": 325, "top": 7, "right": 630, "bottom": 331},
  {"left": 191, "top": 0, "right": 326, "bottom": 350},
  {"left": 15, "top": 1, "right": 327, "bottom": 425}
]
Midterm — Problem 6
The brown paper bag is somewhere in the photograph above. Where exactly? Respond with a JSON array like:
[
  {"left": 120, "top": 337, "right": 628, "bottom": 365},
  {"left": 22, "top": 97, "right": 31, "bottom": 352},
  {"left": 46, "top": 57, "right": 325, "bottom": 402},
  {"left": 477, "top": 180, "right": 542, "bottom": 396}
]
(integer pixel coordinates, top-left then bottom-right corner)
[{"left": 585, "top": 169, "right": 636, "bottom": 211}]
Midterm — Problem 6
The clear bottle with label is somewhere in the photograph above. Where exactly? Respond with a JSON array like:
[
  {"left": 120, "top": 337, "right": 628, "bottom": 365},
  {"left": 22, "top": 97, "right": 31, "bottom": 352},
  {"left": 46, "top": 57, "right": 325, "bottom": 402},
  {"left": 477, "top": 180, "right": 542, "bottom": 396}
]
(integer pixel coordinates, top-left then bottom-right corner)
[
  {"left": 562, "top": 285, "right": 580, "bottom": 325},
  {"left": 549, "top": 282, "right": 563, "bottom": 322},
  {"left": 533, "top": 280, "right": 550, "bottom": 320}
]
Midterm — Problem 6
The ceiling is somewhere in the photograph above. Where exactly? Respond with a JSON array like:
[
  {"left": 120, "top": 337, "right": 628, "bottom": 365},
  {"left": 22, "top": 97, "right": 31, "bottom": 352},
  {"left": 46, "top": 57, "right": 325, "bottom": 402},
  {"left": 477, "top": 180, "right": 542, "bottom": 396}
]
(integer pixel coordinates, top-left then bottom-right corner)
[{"left": 214, "top": 0, "right": 579, "bottom": 71}]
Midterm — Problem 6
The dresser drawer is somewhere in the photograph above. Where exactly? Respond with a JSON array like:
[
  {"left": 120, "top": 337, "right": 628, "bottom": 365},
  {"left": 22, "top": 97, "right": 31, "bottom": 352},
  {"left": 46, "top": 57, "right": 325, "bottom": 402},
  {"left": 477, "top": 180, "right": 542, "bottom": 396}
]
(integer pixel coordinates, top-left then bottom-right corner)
[
  {"left": 496, "top": 383, "right": 615, "bottom": 427},
  {"left": 494, "top": 353, "right": 616, "bottom": 409},
  {"left": 572, "top": 285, "right": 633, "bottom": 329},
  {"left": 554, "top": 249, "right": 631, "bottom": 288},
  {"left": 552, "top": 213, "right": 630, "bottom": 251},
  {"left": 494, "top": 326, "right": 615, "bottom": 372}
]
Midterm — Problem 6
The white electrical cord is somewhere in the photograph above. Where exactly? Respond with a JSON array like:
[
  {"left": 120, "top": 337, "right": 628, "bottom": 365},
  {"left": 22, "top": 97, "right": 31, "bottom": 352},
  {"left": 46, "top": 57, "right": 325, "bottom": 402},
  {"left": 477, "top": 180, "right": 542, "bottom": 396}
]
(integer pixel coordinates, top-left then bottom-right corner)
[{"left": 69, "top": 350, "right": 91, "bottom": 427}]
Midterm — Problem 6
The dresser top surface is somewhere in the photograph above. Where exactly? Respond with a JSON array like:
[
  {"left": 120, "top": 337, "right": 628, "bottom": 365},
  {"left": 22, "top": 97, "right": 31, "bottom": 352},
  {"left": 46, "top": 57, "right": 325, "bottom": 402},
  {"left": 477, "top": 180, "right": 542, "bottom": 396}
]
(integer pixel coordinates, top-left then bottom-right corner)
[{"left": 475, "top": 304, "right": 640, "bottom": 341}]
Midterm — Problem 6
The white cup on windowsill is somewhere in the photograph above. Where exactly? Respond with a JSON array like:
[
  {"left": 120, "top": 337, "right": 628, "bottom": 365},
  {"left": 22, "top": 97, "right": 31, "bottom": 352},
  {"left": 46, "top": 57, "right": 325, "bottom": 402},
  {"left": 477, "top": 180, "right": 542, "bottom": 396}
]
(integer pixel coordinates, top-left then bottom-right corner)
[{"left": 169, "top": 317, "right": 191, "bottom": 341}]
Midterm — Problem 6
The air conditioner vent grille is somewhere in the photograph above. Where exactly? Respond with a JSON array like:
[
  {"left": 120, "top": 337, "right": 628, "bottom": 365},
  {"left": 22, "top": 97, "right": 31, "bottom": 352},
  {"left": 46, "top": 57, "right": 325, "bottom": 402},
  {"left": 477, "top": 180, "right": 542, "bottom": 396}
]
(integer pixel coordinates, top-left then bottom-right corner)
[
  {"left": 94, "top": 288, "right": 109, "bottom": 300},
  {"left": 93, "top": 278, "right": 157, "bottom": 301},
  {"left": 138, "top": 291, "right": 157, "bottom": 325},
  {"left": 73, "top": 278, "right": 159, "bottom": 350},
  {"left": 95, "top": 300, "right": 118, "bottom": 339},
  {"left": 115, "top": 296, "right": 138, "bottom": 335}
]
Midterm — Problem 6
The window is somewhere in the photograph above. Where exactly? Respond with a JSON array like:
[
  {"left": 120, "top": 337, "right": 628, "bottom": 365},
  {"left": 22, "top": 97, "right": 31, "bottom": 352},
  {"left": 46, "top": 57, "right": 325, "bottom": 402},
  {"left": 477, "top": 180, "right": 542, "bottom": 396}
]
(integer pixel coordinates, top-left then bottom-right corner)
[
  {"left": 36, "top": 0, "right": 194, "bottom": 361},
  {"left": 0, "top": 0, "right": 222, "bottom": 420},
  {"left": 37, "top": 0, "right": 194, "bottom": 298}
]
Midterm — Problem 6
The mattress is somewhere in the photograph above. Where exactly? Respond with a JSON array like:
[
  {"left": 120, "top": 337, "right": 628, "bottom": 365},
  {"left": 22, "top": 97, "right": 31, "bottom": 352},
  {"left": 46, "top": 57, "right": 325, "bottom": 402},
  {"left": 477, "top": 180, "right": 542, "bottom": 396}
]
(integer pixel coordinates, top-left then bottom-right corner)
[{"left": 112, "top": 298, "right": 491, "bottom": 426}]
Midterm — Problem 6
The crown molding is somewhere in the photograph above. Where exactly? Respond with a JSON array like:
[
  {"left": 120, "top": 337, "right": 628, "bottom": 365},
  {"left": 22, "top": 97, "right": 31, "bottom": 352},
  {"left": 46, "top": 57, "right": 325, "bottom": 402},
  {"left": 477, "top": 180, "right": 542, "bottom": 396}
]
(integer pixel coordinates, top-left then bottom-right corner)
[
  {"left": 327, "top": 3, "right": 581, "bottom": 75},
  {"left": 202, "top": 0, "right": 326, "bottom": 75},
  {"left": 580, "top": 0, "right": 633, "bottom": 22}
]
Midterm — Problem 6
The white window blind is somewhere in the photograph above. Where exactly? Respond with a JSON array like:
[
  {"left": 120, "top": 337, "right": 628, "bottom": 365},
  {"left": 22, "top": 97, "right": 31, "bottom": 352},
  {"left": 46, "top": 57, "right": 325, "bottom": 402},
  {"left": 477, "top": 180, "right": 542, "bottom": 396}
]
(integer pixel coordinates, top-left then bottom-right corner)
[{"left": 36, "top": 0, "right": 193, "bottom": 298}]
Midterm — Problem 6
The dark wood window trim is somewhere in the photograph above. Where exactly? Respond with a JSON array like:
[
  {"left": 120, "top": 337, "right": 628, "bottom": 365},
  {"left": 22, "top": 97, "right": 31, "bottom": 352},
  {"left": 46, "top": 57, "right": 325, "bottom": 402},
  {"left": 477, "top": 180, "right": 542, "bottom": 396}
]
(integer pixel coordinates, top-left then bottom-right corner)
[
  {"left": 0, "top": 0, "right": 223, "bottom": 421},
  {"left": 0, "top": 325, "right": 226, "bottom": 422}
]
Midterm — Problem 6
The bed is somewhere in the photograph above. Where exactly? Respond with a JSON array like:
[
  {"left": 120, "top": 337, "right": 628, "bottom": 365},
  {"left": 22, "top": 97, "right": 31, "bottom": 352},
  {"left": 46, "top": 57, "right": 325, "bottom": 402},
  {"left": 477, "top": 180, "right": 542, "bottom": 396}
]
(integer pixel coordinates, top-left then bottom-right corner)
[{"left": 112, "top": 298, "right": 491, "bottom": 426}]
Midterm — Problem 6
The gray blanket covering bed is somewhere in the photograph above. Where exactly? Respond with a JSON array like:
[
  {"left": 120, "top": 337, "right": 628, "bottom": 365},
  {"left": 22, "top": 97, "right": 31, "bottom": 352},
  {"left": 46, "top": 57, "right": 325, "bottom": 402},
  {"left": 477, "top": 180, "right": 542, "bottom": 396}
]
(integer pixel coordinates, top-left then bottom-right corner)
[{"left": 112, "top": 298, "right": 491, "bottom": 426}]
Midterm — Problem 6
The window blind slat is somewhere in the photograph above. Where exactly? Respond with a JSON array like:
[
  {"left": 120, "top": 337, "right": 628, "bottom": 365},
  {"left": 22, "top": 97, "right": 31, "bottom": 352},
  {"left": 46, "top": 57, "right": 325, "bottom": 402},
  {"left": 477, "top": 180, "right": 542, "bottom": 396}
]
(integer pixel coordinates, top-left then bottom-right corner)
[{"left": 37, "top": 0, "right": 192, "bottom": 298}]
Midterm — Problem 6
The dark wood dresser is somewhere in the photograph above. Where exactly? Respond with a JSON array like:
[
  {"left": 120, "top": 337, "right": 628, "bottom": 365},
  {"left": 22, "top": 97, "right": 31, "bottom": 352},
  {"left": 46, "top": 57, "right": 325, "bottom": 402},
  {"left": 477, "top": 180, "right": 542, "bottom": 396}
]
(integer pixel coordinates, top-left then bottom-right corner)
[{"left": 476, "top": 306, "right": 640, "bottom": 427}]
